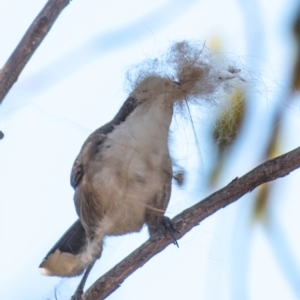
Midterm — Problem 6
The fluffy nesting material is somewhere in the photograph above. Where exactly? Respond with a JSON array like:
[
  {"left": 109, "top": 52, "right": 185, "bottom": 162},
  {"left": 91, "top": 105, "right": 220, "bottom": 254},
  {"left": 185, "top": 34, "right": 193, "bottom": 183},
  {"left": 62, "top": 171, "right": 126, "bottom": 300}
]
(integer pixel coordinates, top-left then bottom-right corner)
[{"left": 127, "top": 41, "right": 243, "bottom": 109}]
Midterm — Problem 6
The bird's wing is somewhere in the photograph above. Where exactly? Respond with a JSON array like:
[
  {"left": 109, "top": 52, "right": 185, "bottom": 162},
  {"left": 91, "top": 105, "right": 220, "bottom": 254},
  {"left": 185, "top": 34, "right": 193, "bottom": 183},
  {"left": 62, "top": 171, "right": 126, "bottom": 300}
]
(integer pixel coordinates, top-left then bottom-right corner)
[
  {"left": 70, "top": 159, "right": 83, "bottom": 189},
  {"left": 69, "top": 97, "right": 139, "bottom": 190},
  {"left": 70, "top": 131, "right": 106, "bottom": 189}
]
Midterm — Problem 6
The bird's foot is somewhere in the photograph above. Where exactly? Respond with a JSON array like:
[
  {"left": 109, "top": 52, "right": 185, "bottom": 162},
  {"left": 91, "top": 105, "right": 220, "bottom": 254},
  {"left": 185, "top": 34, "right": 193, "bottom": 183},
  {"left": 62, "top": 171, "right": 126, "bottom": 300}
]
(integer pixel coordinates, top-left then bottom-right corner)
[{"left": 151, "top": 216, "right": 179, "bottom": 247}]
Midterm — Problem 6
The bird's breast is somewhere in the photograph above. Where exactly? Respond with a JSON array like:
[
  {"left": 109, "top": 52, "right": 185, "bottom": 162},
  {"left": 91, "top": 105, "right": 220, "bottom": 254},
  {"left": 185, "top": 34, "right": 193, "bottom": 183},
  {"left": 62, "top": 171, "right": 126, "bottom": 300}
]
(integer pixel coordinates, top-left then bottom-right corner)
[{"left": 77, "top": 98, "right": 173, "bottom": 235}]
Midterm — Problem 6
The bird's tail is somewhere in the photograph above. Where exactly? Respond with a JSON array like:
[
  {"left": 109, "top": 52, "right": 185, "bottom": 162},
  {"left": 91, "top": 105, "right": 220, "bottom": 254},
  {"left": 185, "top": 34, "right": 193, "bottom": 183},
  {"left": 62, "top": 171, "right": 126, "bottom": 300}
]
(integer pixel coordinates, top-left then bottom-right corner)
[{"left": 39, "top": 220, "right": 94, "bottom": 277}]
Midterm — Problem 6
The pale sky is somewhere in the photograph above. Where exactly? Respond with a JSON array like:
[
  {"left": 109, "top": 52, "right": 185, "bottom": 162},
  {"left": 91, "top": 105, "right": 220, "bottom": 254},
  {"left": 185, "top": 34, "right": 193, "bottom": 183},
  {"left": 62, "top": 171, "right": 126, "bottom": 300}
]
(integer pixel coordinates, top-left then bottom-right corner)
[{"left": 1, "top": 0, "right": 300, "bottom": 299}]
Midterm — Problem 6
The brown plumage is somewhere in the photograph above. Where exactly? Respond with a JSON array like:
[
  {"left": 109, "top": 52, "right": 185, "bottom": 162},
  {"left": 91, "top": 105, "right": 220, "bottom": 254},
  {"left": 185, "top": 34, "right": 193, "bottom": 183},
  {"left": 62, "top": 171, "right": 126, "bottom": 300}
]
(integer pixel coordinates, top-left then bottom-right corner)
[{"left": 40, "top": 41, "right": 242, "bottom": 282}]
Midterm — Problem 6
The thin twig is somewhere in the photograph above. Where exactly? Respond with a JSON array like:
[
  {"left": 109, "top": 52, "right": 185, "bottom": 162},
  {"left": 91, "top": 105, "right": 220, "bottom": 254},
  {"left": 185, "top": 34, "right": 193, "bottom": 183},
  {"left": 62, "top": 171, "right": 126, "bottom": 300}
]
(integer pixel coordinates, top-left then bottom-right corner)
[
  {"left": 83, "top": 146, "right": 300, "bottom": 300},
  {"left": 0, "top": 0, "right": 70, "bottom": 103}
]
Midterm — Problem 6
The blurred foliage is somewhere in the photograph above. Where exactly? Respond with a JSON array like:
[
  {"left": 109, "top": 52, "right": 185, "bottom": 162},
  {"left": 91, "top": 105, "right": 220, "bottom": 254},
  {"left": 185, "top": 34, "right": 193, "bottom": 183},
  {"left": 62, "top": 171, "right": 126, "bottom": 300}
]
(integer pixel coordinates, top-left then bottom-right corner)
[
  {"left": 253, "top": 118, "right": 281, "bottom": 223},
  {"left": 203, "top": 4, "right": 300, "bottom": 298},
  {"left": 253, "top": 6, "right": 300, "bottom": 223},
  {"left": 209, "top": 86, "right": 246, "bottom": 186},
  {"left": 292, "top": 8, "right": 300, "bottom": 91},
  {"left": 253, "top": 183, "right": 270, "bottom": 223},
  {"left": 207, "top": 38, "right": 247, "bottom": 187},
  {"left": 213, "top": 88, "right": 246, "bottom": 153}
]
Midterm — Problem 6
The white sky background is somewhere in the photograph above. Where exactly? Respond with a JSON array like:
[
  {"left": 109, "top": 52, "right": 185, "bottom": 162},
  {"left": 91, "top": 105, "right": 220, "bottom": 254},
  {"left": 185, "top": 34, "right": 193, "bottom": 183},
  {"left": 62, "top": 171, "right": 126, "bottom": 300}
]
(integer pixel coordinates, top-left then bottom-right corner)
[{"left": 1, "top": 0, "right": 300, "bottom": 299}]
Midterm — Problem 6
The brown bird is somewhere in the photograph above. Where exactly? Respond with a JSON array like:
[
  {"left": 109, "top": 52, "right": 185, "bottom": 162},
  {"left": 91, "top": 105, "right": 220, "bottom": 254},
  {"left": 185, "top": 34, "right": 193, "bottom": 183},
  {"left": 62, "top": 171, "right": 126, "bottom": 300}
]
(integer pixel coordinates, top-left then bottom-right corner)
[{"left": 39, "top": 41, "right": 241, "bottom": 299}]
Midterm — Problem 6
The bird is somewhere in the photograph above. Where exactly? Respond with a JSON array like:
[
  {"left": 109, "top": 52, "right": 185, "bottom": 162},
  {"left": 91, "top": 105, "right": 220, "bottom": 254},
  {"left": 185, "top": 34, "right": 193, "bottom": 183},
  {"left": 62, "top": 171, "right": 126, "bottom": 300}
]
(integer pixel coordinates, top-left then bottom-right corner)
[{"left": 39, "top": 41, "right": 241, "bottom": 298}]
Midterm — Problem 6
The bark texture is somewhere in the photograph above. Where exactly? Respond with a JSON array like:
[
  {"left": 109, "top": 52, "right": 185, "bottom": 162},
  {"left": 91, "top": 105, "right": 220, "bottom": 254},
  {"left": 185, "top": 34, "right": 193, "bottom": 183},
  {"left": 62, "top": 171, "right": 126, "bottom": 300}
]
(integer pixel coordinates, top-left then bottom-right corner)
[{"left": 0, "top": 0, "right": 70, "bottom": 103}]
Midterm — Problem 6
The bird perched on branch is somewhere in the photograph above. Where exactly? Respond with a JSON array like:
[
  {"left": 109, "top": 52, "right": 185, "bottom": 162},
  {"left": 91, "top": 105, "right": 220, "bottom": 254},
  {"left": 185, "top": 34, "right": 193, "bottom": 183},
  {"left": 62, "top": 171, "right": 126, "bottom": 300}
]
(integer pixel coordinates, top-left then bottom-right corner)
[{"left": 39, "top": 41, "right": 241, "bottom": 298}]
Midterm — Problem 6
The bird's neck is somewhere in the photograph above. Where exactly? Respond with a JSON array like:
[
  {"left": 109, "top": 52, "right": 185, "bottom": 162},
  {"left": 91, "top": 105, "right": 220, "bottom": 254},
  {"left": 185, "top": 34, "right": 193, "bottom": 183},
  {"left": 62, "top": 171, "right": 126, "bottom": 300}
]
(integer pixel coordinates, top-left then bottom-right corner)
[{"left": 126, "top": 97, "right": 173, "bottom": 142}]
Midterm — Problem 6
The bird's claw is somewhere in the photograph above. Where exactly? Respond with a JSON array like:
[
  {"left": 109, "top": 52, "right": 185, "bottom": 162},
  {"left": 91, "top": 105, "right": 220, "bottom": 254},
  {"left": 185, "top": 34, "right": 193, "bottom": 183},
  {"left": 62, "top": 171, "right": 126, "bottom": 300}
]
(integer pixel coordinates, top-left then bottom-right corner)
[{"left": 159, "top": 216, "right": 179, "bottom": 247}]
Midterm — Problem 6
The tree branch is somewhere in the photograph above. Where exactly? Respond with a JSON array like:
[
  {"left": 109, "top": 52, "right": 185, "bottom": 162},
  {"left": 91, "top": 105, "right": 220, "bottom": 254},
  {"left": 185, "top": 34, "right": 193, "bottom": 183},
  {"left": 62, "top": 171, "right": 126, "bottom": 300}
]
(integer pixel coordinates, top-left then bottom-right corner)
[
  {"left": 0, "top": 0, "right": 70, "bottom": 103},
  {"left": 82, "top": 146, "right": 300, "bottom": 300}
]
